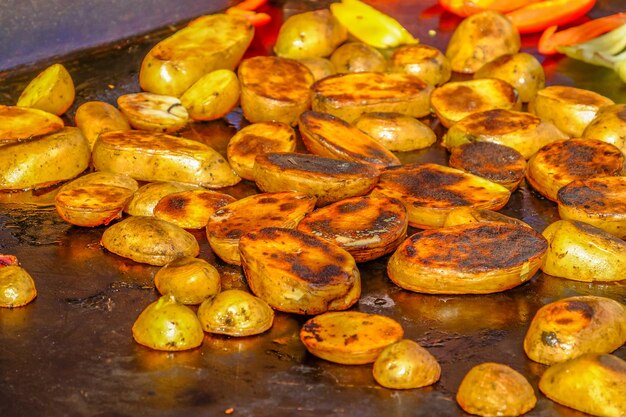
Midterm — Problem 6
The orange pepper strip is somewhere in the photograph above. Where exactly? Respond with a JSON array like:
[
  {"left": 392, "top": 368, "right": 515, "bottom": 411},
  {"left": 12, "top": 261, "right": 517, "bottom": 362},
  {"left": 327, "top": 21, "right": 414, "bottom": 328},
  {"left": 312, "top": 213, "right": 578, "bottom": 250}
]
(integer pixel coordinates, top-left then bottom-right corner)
[
  {"left": 233, "top": 0, "right": 268, "bottom": 11},
  {"left": 225, "top": 7, "right": 271, "bottom": 27},
  {"left": 506, "top": 0, "right": 597, "bottom": 34},
  {"left": 439, "top": 0, "right": 543, "bottom": 17}
]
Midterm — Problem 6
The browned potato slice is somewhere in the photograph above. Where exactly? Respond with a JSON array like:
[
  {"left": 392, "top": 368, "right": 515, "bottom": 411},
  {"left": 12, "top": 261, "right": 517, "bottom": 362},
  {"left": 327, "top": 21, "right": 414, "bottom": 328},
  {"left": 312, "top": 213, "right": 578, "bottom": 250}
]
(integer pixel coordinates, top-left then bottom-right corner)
[
  {"left": 558, "top": 176, "right": 626, "bottom": 239},
  {"left": 371, "top": 163, "right": 511, "bottom": 229},
  {"left": 0, "top": 265, "right": 37, "bottom": 308},
  {"left": 446, "top": 11, "right": 520, "bottom": 74},
  {"left": 17, "top": 63, "right": 74, "bottom": 116},
  {"left": 154, "top": 257, "right": 220, "bottom": 305},
  {"left": 311, "top": 72, "right": 433, "bottom": 122},
  {"left": 238, "top": 56, "right": 314, "bottom": 126},
  {"left": 0, "top": 127, "right": 90, "bottom": 191},
  {"left": 330, "top": 42, "right": 387, "bottom": 73},
  {"left": 140, "top": 14, "right": 254, "bottom": 97},
  {"left": 0, "top": 105, "right": 63, "bottom": 143},
  {"left": 296, "top": 57, "right": 336, "bottom": 81},
  {"left": 524, "top": 296, "right": 626, "bottom": 365},
  {"left": 226, "top": 121, "right": 296, "bottom": 180},
  {"left": 529, "top": 85, "right": 615, "bottom": 137},
  {"left": 300, "top": 311, "right": 403, "bottom": 365},
  {"left": 372, "top": 339, "right": 440, "bottom": 389},
  {"left": 474, "top": 53, "right": 545, "bottom": 103},
  {"left": 526, "top": 138, "right": 624, "bottom": 202},
  {"left": 389, "top": 44, "right": 451, "bottom": 86},
  {"left": 442, "top": 109, "right": 568, "bottom": 159},
  {"left": 430, "top": 78, "right": 521, "bottom": 128},
  {"left": 197, "top": 289, "right": 274, "bottom": 337},
  {"left": 206, "top": 192, "right": 316, "bottom": 265},
  {"left": 92, "top": 130, "right": 240, "bottom": 188},
  {"left": 117, "top": 92, "right": 188, "bottom": 133},
  {"left": 387, "top": 222, "right": 547, "bottom": 294},
  {"left": 297, "top": 195, "right": 407, "bottom": 262},
  {"left": 74, "top": 101, "right": 130, "bottom": 149},
  {"left": 583, "top": 103, "right": 626, "bottom": 153},
  {"left": 125, "top": 182, "right": 200, "bottom": 217},
  {"left": 180, "top": 69, "right": 240, "bottom": 121},
  {"left": 132, "top": 294, "right": 204, "bottom": 351},
  {"left": 539, "top": 353, "right": 626, "bottom": 417},
  {"left": 443, "top": 206, "right": 531, "bottom": 228},
  {"left": 101, "top": 216, "right": 199, "bottom": 266},
  {"left": 253, "top": 152, "right": 380, "bottom": 206},
  {"left": 449, "top": 141, "right": 526, "bottom": 191},
  {"left": 240, "top": 227, "right": 360, "bottom": 315},
  {"left": 153, "top": 189, "right": 236, "bottom": 229},
  {"left": 456, "top": 363, "right": 536, "bottom": 416},
  {"left": 352, "top": 112, "right": 436, "bottom": 152},
  {"left": 299, "top": 111, "right": 401, "bottom": 169}
]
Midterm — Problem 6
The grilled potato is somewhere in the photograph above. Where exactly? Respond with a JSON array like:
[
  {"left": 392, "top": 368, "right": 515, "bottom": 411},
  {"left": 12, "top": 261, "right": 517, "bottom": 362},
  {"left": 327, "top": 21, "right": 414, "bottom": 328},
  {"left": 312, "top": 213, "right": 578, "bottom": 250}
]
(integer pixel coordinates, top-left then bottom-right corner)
[
  {"left": 117, "top": 92, "right": 188, "bottom": 133},
  {"left": 16, "top": 63, "right": 74, "bottom": 116},
  {"left": 153, "top": 189, "right": 236, "bottom": 229},
  {"left": 352, "top": 112, "right": 436, "bottom": 152},
  {"left": 154, "top": 257, "right": 221, "bottom": 305},
  {"left": 101, "top": 216, "right": 199, "bottom": 266},
  {"left": 140, "top": 13, "right": 254, "bottom": 96},
  {"left": 539, "top": 353, "right": 626, "bottom": 417},
  {"left": 0, "top": 265, "right": 37, "bottom": 308},
  {"left": 197, "top": 289, "right": 274, "bottom": 337},
  {"left": 524, "top": 296, "right": 626, "bottom": 365},
  {"left": 329, "top": 42, "right": 387, "bottom": 73},
  {"left": 92, "top": 130, "right": 241, "bottom": 188},
  {"left": 311, "top": 72, "right": 433, "bottom": 122},
  {"left": 387, "top": 222, "right": 547, "bottom": 294},
  {"left": 529, "top": 85, "right": 615, "bottom": 137},
  {"left": 296, "top": 57, "right": 336, "bottom": 81},
  {"left": 474, "top": 53, "right": 545, "bottom": 103},
  {"left": 442, "top": 109, "right": 568, "bottom": 159},
  {"left": 238, "top": 56, "right": 314, "bottom": 126},
  {"left": 582, "top": 103, "right": 626, "bottom": 153},
  {"left": 0, "top": 105, "right": 63, "bottom": 143},
  {"left": 299, "top": 111, "right": 401, "bottom": 169},
  {"left": 388, "top": 44, "right": 451, "bottom": 86},
  {"left": 124, "top": 181, "right": 200, "bottom": 217},
  {"left": 557, "top": 176, "right": 626, "bottom": 239},
  {"left": 240, "top": 227, "right": 360, "bottom": 314},
  {"left": 448, "top": 141, "right": 526, "bottom": 191},
  {"left": 74, "top": 101, "right": 130, "bottom": 149},
  {"left": 443, "top": 206, "right": 532, "bottom": 228},
  {"left": 526, "top": 138, "right": 624, "bottom": 202},
  {"left": 456, "top": 363, "right": 536, "bottom": 417},
  {"left": 446, "top": 11, "right": 520, "bottom": 74},
  {"left": 430, "top": 78, "right": 521, "bottom": 128},
  {"left": 372, "top": 339, "right": 440, "bottom": 389},
  {"left": 297, "top": 195, "right": 407, "bottom": 262},
  {"left": 179, "top": 69, "right": 240, "bottom": 121},
  {"left": 206, "top": 192, "right": 316, "bottom": 265},
  {"left": 226, "top": 121, "right": 296, "bottom": 181},
  {"left": 0, "top": 127, "right": 90, "bottom": 191},
  {"left": 300, "top": 311, "right": 403, "bottom": 365},
  {"left": 253, "top": 152, "right": 380, "bottom": 206},
  {"left": 371, "top": 163, "right": 511, "bottom": 229}
]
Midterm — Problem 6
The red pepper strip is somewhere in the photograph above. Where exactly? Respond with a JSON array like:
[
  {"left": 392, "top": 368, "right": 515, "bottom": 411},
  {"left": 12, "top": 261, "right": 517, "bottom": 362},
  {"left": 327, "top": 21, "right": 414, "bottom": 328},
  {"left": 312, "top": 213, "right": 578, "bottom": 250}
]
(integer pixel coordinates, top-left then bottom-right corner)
[
  {"left": 232, "top": 0, "right": 268, "bottom": 11},
  {"left": 439, "top": 0, "right": 543, "bottom": 17},
  {"left": 538, "top": 12, "right": 626, "bottom": 54},
  {"left": 506, "top": 0, "right": 597, "bottom": 34},
  {"left": 225, "top": 7, "right": 272, "bottom": 27}
]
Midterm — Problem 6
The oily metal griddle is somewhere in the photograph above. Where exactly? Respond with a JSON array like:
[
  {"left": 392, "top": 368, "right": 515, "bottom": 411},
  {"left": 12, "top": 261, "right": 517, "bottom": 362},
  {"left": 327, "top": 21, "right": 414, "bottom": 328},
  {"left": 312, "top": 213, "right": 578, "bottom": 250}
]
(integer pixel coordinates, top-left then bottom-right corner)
[{"left": 0, "top": 1, "right": 624, "bottom": 416}]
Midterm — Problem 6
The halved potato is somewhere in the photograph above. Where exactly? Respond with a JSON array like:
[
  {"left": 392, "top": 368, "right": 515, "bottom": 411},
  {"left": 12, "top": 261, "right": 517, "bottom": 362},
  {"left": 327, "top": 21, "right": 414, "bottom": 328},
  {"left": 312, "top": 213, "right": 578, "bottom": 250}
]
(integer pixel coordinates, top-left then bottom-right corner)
[
  {"left": 0, "top": 105, "right": 63, "bottom": 143},
  {"left": 352, "top": 112, "right": 436, "bottom": 152},
  {"left": 101, "top": 216, "right": 199, "bottom": 266},
  {"left": 443, "top": 206, "right": 531, "bottom": 228},
  {"left": 140, "top": 13, "right": 254, "bottom": 97},
  {"left": 329, "top": 42, "right": 387, "bottom": 73},
  {"left": 371, "top": 163, "right": 511, "bottom": 229},
  {"left": 74, "top": 101, "right": 130, "bottom": 149},
  {"left": 154, "top": 256, "right": 221, "bottom": 305},
  {"left": 388, "top": 44, "right": 451, "bottom": 86},
  {"left": 238, "top": 56, "right": 314, "bottom": 126},
  {"left": 529, "top": 85, "right": 615, "bottom": 137},
  {"left": 300, "top": 311, "right": 403, "bottom": 365},
  {"left": 474, "top": 53, "right": 545, "bottom": 103},
  {"left": 524, "top": 295, "right": 626, "bottom": 365},
  {"left": 206, "top": 192, "right": 316, "bottom": 265},
  {"left": 448, "top": 141, "right": 526, "bottom": 190},
  {"left": 117, "top": 92, "right": 188, "bottom": 133},
  {"left": 297, "top": 195, "right": 407, "bottom": 262},
  {"left": 16, "top": 63, "right": 74, "bottom": 116},
  {"left": 92, "top": 130, "right": 241, "bottom": 188},
  {"left": 442, "top": 108, "right": 568, "bottom": 159},
  {"left": 558, "top": 176, "right": 626, "bottom": 239},
  {"left": 153, "top": 189, "right": 236, "bottom": 229},
  {"left": 253, "top": 152, "right": 380, "bottom": 206},
  {"left": 299, "top": 111, "right": 401, "bottom": 169},
  {"left": 583, "top": 103, "right": 626, "bottom": 154},
  {"left": 539, "top": 353, "right": 626, "bottom": 417},
  {"left": 311, "top": 72, "right": 433, "bottom": 122},
  {"left": 526, "top": 138, "right": 624, "bottom": 202},
  {"left": 124, "top": 181, "right": 200, "bottom": 216},
  {"left": 0, "top": 265, "right": 37, "bottom": 308},
  {"left": 180, "top": 69, "right": 240, "bottom": 121},
  {"left": 430, "top": 78, "right": 521, "bottom": 128},
  {"left": 387, "top": 222, "right": 547, "bottom": 294},
  {"left": 226, "top": 121, "right": 296, "bottom": 180},
  {"left": 372, "top": 339, "right": 441, "bottom": 389},
  {"left": 296, "top": 58, "right": 337, "bottom": 81}
]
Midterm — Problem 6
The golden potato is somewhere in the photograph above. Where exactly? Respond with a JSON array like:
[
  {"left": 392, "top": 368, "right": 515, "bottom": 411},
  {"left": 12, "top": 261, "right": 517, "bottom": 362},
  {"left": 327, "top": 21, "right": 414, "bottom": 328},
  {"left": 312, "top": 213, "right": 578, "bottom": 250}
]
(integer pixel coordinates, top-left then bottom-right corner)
[
  {"left": 352, "top": 112, "right": 436, "bottom": 152},
  {"left": 389, "top": 44, "right": 451, "bottom": 86},
  {"left": 154, "top": 257, "right": 221, "bottom": 305},
  {"left": 0, "top": 104, "right": 63, "bottom": 143},
  {"left": 474, "top": 53, "right": 545, "bottom": 102},
  {"left": 124, "top": 181, "right": 200, "bottom": 217},
  {"left": 372, "top": 339, "right": 441, "bottom": 389},
  {"left": 17, "top": 63, "right": 74, "bottom": 116},
  {"left": 180, "top": 69, "right": 240, "bottom": 121},
  {"left": 583, "top": 103, "right": 626, "bottom": 155},
  {"left": 0, "top": 266, "right": 37, "bottom": 308},
  {"left": 74, "top": 101, "right": 130, "bottom": 149},
  {"left": 153, "top": 189, "right": 236, "bottom": 229},
  {"left": 117, "top": 92, "right": 188, "bottom": 133},
  {"left": 330, "top": 42, "right": 387, "bottom": 73},
  {"left": 443, "top": 207, "right": 532, "bottom": 229},
  {"left": 295, "top": 57, "right": 336, "bottom": 81}
]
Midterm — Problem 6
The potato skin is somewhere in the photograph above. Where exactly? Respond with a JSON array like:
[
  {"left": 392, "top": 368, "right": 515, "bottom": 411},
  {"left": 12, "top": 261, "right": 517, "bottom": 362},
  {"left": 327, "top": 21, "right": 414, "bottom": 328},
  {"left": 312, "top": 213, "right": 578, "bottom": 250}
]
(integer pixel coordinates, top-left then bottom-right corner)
[
  {"left": 583, "top": 103, "right": 626, "bottom": 154},
  {"left": 124, "top": 181, "right": 199, "bottom": 217},
  {"left": 353, "top": 112, "right": 436, "bottom": 152},
  {"left": 0, "top": 105, "right": 64, "bottom": 143},
  {"left": 372, "top": 339, "right": 440, "bottom": 389},
  {"left": 474, "top": 53, "right": 545, "bottom": 103},
  {"left": 74, "top": 101, "right": 130, "bottom": 149},
  {"left": 154, "top": 257, "right": 221, "bottom": 305},
  {"left": 330, "top": 42, "right": 387, "bottom": 73},
  {"left": 389, "top": 44, "right": 451, "bottom": 86},
  {"left": 0, "top": 266, "right": 37, "bottom": 308},
  {"left": 180, "top": 69, "right": 240, "bottom": 121}
]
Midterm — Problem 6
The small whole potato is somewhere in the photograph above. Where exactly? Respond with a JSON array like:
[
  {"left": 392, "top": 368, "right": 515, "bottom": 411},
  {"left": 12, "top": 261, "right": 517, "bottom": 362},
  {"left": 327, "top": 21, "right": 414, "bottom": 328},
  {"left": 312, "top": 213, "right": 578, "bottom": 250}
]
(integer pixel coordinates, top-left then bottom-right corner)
[
  {"left": 475, "top": 53, "right": 545, "bottom": 102},
  {"left": 296, "top": 57, "right": 336, "bottom": 81},
  {"left": 389, "top": 44, "right": 451, "bottom": 86},
  {"left": 583, "top": 103, "right": 626, "bottom": 153},
  {"left": 330, "top": 42, "right": 387, "bottom": 73},
  {"left": 353, "top": 112, "right": 436, "bottom": 151},
  {"left": 373, "top": 339, "right": 441, "bottom": 389},
  {"left": 180, "top": 69, "right": 240, "bottom": 121},
  {"left": 0, "top": 265, "right": 37, "bottom": 308},
  {"left": 154, "top": 257, "right": 221, "bottom": 305}
]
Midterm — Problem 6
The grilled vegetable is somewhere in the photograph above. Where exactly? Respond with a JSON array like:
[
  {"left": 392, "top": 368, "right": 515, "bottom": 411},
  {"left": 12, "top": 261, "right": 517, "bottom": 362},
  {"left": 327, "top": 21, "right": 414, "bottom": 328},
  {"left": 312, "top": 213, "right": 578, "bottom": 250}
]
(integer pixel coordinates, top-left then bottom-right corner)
[
  {"left": 329, "top": 42, "right": 387, "bottom": 74},
  {"left": 295, "top": 57, "right": 336, "bottom": 81},
  {"left": 0, "top": 105, "right": 63, "bottom": 143},
  {"left": 372, "top": 339, "right": 441, "bottom": 389},
  {"left": 124, "top": 182, "right": 200, "bottom": 217},
  {"left": 180, "top": 69, "right": 240, "bottom": 121},
  {"left": 443, "top": 207, "right": 532, "bottom": 229},
  {"left": 153, "top": 189, "right": 235, "bottom": 229},
  {"left": 507, "top": 0, "right": 597, "bottom": 35},
  {"left": 117, "top": 92, "right": 188, "bottom": 133},
  {"left": 154, "top": 257, "right": 221, "bottom": 305},
  {"left": 16, "top": 63, "right": 74, "bottom": 116},
  {"left": 0, "top": 266, "right": 37, "bottom": 308},
  {"left": 388, "top": 44, "right": 451, "bottom": 86},
  {"left": 582, "top": 103, "right": 626, "bottom": 154},
  {"left": 474, "top": 52, "right": 545, "bottom": 102},
  {"left": 300, "top": 311, "right": 403, "bottom": 364},
  {"left": 352, "top": 112, "right": 436, "bottom": 152},
  {"left": 74, "top": 101, "right": 130, "bottom": 149}
]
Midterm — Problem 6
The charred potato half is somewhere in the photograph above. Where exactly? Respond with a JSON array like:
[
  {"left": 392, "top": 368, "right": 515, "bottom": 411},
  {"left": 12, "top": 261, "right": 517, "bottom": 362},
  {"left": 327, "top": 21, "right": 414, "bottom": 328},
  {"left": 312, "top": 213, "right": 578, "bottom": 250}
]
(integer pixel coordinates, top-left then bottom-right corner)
[
  {"left": 389, "top": 44, "right": 451, "bottom": 86},
  {"left": 153, "top": 189, "right": 236, "bottom": 229},
  {"left": 443, "top": 206, "right": 532, "bottom": 228},
  {"left": 0, "top": 105, "right": 63, "bottom": 143},
  {"left": 124, "top": 181, "right": 200, "bottom": 217},
  {"left": 474, "top": 53, "right": 545, "bottom": 103},
  {"left": 352, "top": 112, "right": 436, "bottom": 152},
  {"left": 117, "top": 92, "right": 188, "bottom": 133}
]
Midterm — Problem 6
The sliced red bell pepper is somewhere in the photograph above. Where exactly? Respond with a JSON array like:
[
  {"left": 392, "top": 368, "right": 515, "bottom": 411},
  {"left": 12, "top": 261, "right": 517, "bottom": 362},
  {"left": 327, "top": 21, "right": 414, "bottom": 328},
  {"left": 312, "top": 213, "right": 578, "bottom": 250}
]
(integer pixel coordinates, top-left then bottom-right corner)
[
  {"left": 506, "top": 0, "right": 597, "bottom": 34},
  {"left": 538, "top": 12, "right": 626, "bottom": 54},
  {"left": 438, "top": 0, "right": 542, "bottom": 17},
  {"left": 232, "top": 0, "right": 268, "bottom": 11}
]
